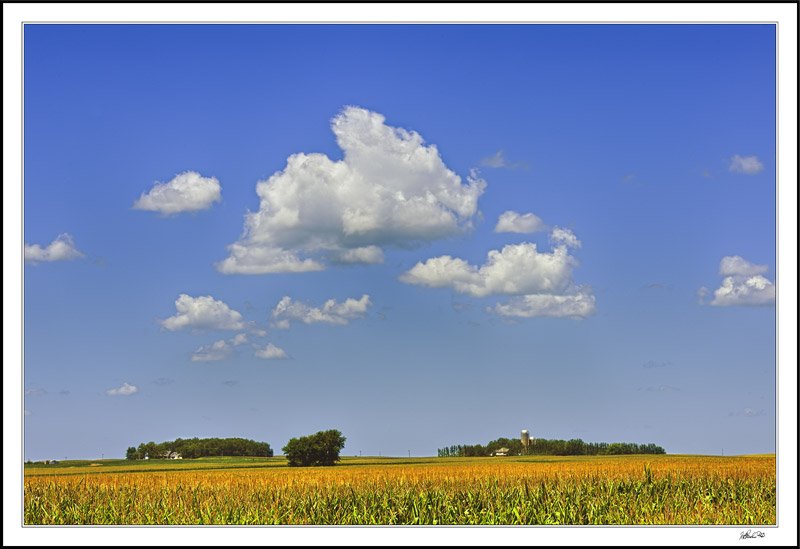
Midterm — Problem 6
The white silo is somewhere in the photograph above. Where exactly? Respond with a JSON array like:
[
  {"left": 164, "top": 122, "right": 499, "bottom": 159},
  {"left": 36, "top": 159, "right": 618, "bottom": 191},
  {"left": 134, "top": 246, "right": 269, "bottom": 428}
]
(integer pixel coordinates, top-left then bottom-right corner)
[{"left": 521, "top": 430, "right": 530, "bottom": 447}]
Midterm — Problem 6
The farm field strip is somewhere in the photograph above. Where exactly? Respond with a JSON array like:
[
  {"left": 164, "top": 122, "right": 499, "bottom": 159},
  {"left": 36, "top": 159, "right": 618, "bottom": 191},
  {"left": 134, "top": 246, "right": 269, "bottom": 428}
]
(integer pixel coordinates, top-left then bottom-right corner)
[{"left": 24, "top": 455, "right": 775, "bottom": 525}]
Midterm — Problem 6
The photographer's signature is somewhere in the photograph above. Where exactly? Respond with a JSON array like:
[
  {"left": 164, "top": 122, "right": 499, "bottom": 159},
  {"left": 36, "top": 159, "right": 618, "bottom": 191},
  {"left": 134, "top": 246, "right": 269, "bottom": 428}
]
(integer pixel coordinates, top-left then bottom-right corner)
[{"left": 739, "top": 529, "right": 766, "bottom": 540}]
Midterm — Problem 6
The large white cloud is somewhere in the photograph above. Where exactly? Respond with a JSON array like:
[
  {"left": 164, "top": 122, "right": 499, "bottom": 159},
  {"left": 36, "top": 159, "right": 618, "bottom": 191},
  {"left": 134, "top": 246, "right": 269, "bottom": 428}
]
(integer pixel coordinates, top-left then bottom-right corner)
[
  {"left": 399, "top": 242, "right": 575, "bottom": 298},
  {"left": 701, "top": 255, "right": 775, "bottom": 307},
  {"left": 271, "top": 294, "right": 372, "bottom": 329},
  {"left": 729, "top": 155, "right": 764, "bottom": 175},
  {"left": 159, "top": 294, "right": 249, "bottom": 332},
  {"left": 133, "top": 171, "right": 221, "bottom": 214},
  {"left": 106, "top": 382, "right": 137, "bottom": 396},
  {"left": 215, "top": 106, "right": 486, "bottom": 274},
  {"left": 24, "top": 233, "right": 85, "bottom": 264},
  {"left": 494, "top": 211, "right": 547, "bottom": 234}
]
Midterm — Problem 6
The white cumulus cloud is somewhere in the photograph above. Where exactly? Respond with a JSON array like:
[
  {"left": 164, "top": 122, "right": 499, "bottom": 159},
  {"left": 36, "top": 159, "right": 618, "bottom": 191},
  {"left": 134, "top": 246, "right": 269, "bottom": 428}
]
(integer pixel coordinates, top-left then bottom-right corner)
[
  {"left": 254, "top": 343, "right": 290, "bottom": 360},
  {"left": 133, "top": 171, "right": 221, "bottom": 214},
  {"left": 494, "top": 211, "right": 547, "bottom": 234},
  {"left": 701, "top": 255, "right": 775, "bottom": 307},
  {"left": 729, "top": 155, "right": 764, "bottom": 175},
  {"left": 711, "top": 275, "right": 776, "bottom": 307},
  {"left": 400, "top": 228, "right": 594, "bottom": 320},
  {"left": 215, "top": 106, "right": 486, "bottom": 274},
  {"left": 489, "top": 286, "right": 596, "bottom": 319},
  {"left": 399, "top": 242, "right": 575, "bottom": 298},
  {"left": 106, "top": 382, "right": 137, "bottom": 396},
  {"left": 271, "top": 294, "right": 372, "bottom": 329},
  {"left": 549, "top": 226, "right": 582, "bottom": 248},
  {"left": 158, "top": 294, "right": 249, "bottom": 332},
  {"left": 718, "top": 255, "right": 769, "bottom": 276},
  {"left": 25, "top": 233, "right": 85, "bottom": 265}
]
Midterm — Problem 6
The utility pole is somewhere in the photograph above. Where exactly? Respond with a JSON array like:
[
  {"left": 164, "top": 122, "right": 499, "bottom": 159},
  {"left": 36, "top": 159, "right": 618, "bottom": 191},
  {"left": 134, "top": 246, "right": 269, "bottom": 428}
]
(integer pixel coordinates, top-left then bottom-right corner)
[{"left": 408, "top": 450, "right": 411, "bottom": 458}]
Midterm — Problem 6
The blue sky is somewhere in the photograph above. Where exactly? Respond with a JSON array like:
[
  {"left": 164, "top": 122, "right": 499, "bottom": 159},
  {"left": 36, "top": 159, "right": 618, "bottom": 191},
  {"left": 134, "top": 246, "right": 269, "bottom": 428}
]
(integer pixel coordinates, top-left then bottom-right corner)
[{"left": 21, "top": 23, "right": 778, "bottom": 460}]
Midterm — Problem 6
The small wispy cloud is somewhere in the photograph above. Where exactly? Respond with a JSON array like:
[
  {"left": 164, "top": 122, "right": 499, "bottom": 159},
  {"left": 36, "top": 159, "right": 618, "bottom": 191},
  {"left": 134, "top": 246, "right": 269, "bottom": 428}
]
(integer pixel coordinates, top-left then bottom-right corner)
[
  {"left": 191, "top": 339, "right": 233, "bottom": 362},
  {"left": 658, "top": 385, "right": 680, "bottom": 392},
  {"left": 222, "top": 380, "right": 239, "bottom": 387},
  {"left": 729, "top": 155, "right": 764, "bottom": 175},
  {"left": 106, "top": 382, "right": 138, "bottom": 396},
  {"left": 481, "top": 150, "right": 506, "bottom": 168},
  {"left": 641, "top": 283, "right": 674, "bottom": 291},
  {"left": 190, "top": 333, "right": 257, "bottom": 363},
  {"left": 24, "top": 409, "right": 32, "bottom": 416},
  {"left": 480, "top": 150, "right": 530, "bottom": 170},
  {"left": 729, "top": 407, "right": 766, "bottom": 417},
  {"left": 153, "top": 377, "right": 175, "bottom": 386},
  {"left": 24, "top": 388, "right": 47, "bottom": 396},
  {"left": 621, "top": 173, "right": 645, "bottom": 188},
  {"left": 642, "top": 360, "right": 670, "bottom": 369}
]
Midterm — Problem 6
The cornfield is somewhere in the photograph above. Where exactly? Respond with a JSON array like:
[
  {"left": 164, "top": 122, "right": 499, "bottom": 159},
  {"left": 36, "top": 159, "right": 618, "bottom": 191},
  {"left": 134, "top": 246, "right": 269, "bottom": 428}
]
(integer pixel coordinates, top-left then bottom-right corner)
[{"left": 24, "top": 455, "right": 775, "bottom": 525}]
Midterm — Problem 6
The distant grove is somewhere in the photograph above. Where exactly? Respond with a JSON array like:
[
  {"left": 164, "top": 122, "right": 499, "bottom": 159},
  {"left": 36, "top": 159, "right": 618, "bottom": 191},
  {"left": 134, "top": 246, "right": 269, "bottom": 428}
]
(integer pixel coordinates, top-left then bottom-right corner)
[
  {"left": 438, "top": 437, "right": 666, "bottom": 457},
  {"left": 126, "top": 437, "right": 273, "bottom": 459}
]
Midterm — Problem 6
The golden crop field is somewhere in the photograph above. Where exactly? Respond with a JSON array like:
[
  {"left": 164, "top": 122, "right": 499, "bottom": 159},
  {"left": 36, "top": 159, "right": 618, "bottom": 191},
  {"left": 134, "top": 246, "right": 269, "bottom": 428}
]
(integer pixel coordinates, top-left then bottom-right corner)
[{"left": 24, "top": 454, "right": 775, "bottom": 525}]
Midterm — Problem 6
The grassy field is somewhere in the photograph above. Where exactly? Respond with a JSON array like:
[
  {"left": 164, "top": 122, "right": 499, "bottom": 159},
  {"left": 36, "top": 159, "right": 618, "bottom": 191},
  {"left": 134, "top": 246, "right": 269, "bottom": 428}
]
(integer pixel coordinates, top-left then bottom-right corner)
[{"left": 24, "top": 454, "right": 775, "bottom": 525}]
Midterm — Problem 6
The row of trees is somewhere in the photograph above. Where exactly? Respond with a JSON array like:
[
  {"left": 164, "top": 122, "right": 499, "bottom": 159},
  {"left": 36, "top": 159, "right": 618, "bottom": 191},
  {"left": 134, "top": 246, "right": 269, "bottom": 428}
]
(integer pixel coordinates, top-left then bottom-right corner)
[
  {"left": 438, "top": 437, "right": 666, "bottom": 457},
  {"left": 126, "top": 437, "right": 273, "bottom": 460}
]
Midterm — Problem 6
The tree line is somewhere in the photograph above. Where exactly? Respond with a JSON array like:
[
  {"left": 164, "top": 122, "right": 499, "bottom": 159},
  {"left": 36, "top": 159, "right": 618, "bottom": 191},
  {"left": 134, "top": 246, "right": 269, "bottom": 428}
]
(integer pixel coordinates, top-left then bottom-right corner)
[
  {"left": 126, "top": 437, "right": 273, "bottom": 460},
  {"left": 437, "top": 437, "right": 665, "bottom": 457}
]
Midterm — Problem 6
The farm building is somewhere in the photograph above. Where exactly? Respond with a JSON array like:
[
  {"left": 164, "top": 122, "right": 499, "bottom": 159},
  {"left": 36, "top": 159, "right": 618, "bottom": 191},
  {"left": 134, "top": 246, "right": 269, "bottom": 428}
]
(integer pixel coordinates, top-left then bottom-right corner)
[
  {"left": 161, "top": 451, "right": 182, "bottom": 460},
  {"left": 492, "top": 448, "right": 510, "bottom": 457}
]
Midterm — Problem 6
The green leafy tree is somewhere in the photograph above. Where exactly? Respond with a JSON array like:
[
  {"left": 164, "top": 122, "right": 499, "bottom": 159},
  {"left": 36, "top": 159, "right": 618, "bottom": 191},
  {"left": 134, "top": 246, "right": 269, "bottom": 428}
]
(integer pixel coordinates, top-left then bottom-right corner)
[
  {"left": 282, "top": 429, "right": 346, "bottom": 467},
  {"left": 125, "top": 446, "right": 137, "bottom": 460}
]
